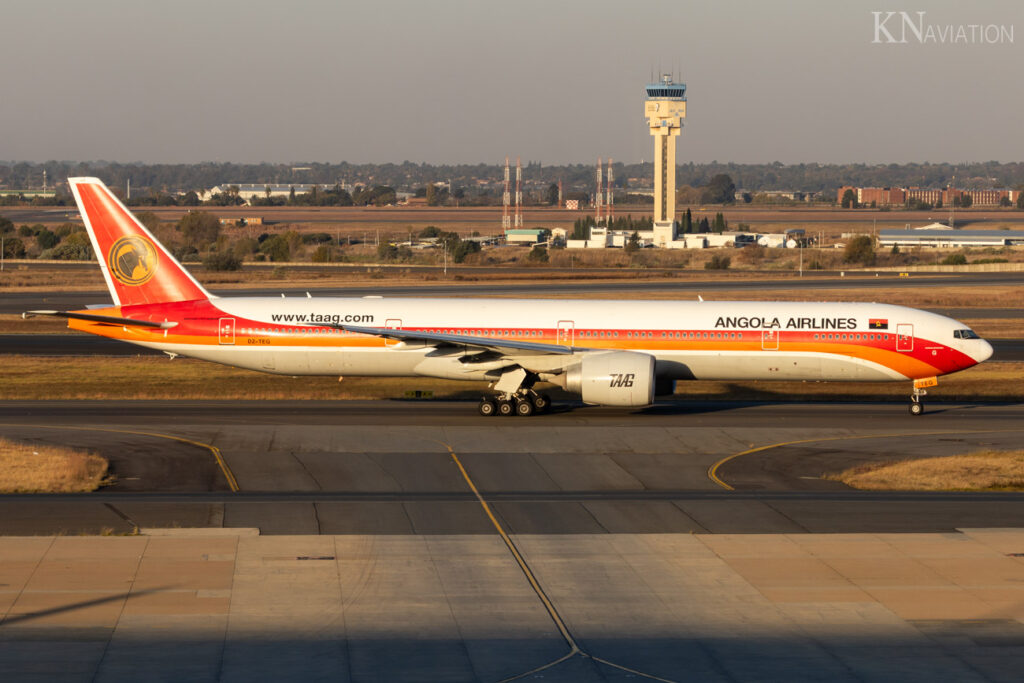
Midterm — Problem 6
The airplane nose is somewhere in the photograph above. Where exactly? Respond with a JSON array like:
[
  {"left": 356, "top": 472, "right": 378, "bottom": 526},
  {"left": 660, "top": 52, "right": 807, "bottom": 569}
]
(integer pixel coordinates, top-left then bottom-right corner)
[{"left": 976, "top": 339, "right": 994, "bottom": 363}]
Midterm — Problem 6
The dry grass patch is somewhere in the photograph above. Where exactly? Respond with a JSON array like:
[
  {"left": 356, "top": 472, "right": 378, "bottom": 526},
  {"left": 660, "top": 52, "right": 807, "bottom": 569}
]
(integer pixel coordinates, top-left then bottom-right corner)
[
  {"left": 0, "top": 437, "right": 109, "bottom": 493},
  {"left": 0, "top": 355, "right": 484, "bottom": 400},
  {"left": 827, "top": 449, "right": 1024, "bottom": 491}
]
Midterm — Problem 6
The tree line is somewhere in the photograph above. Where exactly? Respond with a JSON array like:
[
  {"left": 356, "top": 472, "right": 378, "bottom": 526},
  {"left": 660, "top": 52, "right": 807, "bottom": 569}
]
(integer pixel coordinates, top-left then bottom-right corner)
[{"left": 5, "top": 160, "right": 1024, "bottom": 200}]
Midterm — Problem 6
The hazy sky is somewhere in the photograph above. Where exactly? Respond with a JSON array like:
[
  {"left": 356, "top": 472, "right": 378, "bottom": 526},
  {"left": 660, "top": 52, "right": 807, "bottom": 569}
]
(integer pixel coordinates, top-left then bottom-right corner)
[{"left": 1, "top": 0, "right": 1021, "bottom": 164}]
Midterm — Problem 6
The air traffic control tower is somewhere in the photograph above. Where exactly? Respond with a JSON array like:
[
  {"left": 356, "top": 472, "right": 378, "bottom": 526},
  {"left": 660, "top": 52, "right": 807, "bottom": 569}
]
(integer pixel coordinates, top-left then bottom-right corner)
[{"left": 644, "top": 74, "right": 686, "bottom": 246}]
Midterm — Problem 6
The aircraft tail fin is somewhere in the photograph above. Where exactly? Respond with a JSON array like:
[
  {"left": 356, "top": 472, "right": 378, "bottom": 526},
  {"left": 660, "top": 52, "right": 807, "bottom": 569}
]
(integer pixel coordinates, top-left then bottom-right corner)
[{"left": 68, "top": 177, "right": 212, "bottom": 307}]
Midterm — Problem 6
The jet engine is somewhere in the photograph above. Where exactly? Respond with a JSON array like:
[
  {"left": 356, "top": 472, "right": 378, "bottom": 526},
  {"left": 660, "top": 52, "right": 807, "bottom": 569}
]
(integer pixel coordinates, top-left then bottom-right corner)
[{"left": 563, "top": 351, "right": 655, "bottom": 407}]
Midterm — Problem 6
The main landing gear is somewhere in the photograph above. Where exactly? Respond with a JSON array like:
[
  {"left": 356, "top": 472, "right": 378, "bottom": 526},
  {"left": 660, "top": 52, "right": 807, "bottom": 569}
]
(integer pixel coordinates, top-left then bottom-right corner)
[{"left": 478, "top": 390, "right": 552, "bottom": 417}]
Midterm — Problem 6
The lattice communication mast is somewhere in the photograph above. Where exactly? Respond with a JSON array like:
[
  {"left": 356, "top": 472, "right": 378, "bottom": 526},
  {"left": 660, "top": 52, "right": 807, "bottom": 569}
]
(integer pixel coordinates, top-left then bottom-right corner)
[
  {"left": 502, "top": 157, "right": 511, "bottom": 231},
  {"left": 514, "top": 157, "right": 523, "bottom": 228},
  {"left": 606, "top": 158, "right": 614, "bottom": 225}
]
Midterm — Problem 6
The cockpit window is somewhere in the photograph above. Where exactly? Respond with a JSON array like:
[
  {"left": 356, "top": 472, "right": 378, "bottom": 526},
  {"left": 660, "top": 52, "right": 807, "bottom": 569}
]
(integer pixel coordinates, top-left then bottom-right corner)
[{"left": 953, "top": 329, "right": 980, "bottom": 339}]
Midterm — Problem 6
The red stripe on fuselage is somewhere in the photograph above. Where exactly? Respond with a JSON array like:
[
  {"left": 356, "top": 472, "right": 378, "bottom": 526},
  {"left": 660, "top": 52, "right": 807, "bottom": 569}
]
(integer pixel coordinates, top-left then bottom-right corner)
[{"left": 80, "top": 300, "right": 979, "bottom": 379}]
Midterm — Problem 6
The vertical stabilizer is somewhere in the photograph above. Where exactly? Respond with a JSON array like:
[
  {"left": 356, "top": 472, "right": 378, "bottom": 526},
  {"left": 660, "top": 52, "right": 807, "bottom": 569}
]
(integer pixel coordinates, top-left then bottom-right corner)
[{"left": 68, "top": 177, "right": 211, "bottom": 306}]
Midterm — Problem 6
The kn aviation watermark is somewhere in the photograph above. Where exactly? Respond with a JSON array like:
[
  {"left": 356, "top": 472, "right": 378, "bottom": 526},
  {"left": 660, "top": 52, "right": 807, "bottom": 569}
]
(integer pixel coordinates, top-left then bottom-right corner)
[{"left": 871, "top": 11, "right": 1014, "bottom": 44}]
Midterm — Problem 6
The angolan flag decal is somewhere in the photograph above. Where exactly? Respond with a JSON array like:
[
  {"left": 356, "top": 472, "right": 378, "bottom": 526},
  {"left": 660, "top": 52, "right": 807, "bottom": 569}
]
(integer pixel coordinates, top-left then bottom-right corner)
[{"left": 869, "top": 319, "right": 888, "bottom": 330}]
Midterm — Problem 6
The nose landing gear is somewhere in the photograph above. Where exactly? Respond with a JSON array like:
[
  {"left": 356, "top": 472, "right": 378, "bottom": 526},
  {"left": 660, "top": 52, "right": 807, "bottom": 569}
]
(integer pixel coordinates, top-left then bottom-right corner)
[
  {"left": 909, "top": 395, "right": 924, "bottom": 416},
  {"left": 909, "top": 377, "right": 937, "bottom": 416}
]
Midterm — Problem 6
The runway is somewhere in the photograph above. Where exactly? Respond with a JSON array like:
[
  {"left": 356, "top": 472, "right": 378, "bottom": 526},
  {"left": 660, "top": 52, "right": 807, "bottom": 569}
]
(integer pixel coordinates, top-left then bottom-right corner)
[
  {"left": 4, "top": 270, "right": 1024, "bottom": 313},
  {"left": 2, "top": 400, "right": 1023, "bottom": 536}
]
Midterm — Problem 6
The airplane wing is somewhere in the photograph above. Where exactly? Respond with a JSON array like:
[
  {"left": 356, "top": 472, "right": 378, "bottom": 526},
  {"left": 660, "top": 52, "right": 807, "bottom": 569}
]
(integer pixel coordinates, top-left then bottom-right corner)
[
  {"left": 23, "top": 310, "right": 178, "bottom": 329},
  {"left": 340, "top": 324, "right": 576, "bottom": 356}
]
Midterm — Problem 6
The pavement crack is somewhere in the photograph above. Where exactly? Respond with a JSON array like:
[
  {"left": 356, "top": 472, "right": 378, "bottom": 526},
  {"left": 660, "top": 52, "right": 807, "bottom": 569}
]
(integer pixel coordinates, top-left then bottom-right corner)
[{"left": 290, "top": 451, "right": 322, "bottom": 491}]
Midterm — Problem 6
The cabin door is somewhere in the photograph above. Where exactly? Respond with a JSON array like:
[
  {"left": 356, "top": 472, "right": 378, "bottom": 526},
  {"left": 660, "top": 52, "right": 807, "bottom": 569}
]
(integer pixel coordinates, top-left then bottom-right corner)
[
  {"left": 218, "top": 317, "right": 235, "bottom": 345},
  {"left": 557, "top": 320, "right": 575, "bottom": 346},
  {"left": 897, "top": 324, "right": 914, "bottom": 352}
]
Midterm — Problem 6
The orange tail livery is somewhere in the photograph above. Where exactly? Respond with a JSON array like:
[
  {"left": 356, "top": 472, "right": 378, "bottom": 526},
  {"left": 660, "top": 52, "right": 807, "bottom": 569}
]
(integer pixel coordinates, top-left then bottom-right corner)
[{"left": 68, "top": 177, "right": 211, "bottom": 306}]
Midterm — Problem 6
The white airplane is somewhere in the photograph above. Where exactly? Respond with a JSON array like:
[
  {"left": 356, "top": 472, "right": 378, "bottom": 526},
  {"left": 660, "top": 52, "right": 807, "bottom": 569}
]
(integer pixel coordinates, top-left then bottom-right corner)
[{"left": 26, "top": 177, "right": 992, "bottom": 416}]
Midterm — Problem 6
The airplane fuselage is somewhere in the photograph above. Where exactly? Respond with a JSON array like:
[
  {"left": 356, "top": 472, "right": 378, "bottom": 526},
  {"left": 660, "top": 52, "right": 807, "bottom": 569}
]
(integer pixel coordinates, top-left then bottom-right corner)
[{"left": 72, "top": 297, "right": 990, "bottom": 383}]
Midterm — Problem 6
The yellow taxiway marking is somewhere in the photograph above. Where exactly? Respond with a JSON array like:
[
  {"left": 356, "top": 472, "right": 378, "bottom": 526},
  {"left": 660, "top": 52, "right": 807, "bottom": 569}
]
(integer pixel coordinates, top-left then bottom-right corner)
[
  {"left": 440, "top": 440, "right": 677, "bottom": 683},
  {"left": 1, "top": 424, "right": 239, "bottom": 492},
  {"left": 708, "top": 428, "right": 1024, "bottom": 491},
  {"left": 441, "top": 442, "right": 578, "bottom": 652}
]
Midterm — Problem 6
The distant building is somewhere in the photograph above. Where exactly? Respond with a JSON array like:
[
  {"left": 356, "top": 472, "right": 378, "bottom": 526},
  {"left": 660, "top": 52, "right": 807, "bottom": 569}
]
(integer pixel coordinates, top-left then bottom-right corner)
[
  {"left": 218, "top": 216, "right": 264, "bottom": 226},
  {"left": 759, "top": 190, "right": 807, "bottom": 201},
  {"left": 504, "top": 228, "right": 549, "bottom": 244},
  {"left": 906, "top": 188, "right": 942, "bottom": 205},
  {"left": 200, "top": 183, "right": 353, "bottom": 204},
  {"left": 839, "top": 186, "right": 1017, "bottom": 207},
  {"left": 0, "top": 189, "right": 56, "bottom": 199},
  {"left": 837, "top": 186, "right": 907, "bottom": 206},
  {"left": 703, "top": 232, "right": 758, "bottom": 248},
  {"left": 879, "top": 228, "right": 1024, "bottom": 248},
  {"left": 567, "top": 224, "right": 760, "bottom": 250}
]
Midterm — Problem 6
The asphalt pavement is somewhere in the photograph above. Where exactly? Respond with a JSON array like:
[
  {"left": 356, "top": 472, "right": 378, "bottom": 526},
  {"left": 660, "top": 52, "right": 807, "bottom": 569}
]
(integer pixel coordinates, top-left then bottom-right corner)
[
  {"left": 4, "top": 399, "right": 1024, "bottom": 682},
  {"left": 2, "top": 400, "right": 1022, "bottom": 535}
]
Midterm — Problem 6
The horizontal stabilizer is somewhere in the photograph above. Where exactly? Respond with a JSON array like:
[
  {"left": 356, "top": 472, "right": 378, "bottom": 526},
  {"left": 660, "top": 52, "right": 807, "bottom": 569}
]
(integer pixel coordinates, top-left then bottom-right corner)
[{"left": 23, "top": 310, "right": 178, "bottom": 329}]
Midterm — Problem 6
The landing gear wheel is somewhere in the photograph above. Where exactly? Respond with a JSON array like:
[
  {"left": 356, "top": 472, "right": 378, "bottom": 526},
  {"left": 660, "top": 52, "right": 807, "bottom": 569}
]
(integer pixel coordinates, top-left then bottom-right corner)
[
  {"left": 909, "top": 401, "right": 924, "bottom": 416},
  {"left": 478, "top": 399, "right": 496, "bottom": 417},
  {"left": 515, "top": 398, "right": 535, "bottom": 417},
  {"left": 496, "top": 399, "right": 515, "bottom": 417},
  {"left": 531, "top": 392, "right": 551, "bottom": 414}
]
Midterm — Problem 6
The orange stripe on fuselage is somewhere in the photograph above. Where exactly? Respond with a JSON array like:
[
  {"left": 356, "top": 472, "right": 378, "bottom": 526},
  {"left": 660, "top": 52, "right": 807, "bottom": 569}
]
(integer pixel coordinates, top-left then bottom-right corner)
[{"left": 71, "top": 304, "right": 971, "bottom": 380}]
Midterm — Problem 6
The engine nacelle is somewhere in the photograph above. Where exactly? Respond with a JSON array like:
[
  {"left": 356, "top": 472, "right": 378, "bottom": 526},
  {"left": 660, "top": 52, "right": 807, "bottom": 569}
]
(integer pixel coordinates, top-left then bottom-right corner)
[{"left": 564, "top": 351, "right": 655, "bottom": 407}]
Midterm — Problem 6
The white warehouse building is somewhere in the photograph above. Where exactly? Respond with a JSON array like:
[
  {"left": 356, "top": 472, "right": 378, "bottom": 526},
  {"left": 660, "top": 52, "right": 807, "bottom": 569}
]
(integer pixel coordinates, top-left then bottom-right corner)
[{"left": 879, "top": 229, "right": 1024, "bottom": 248}]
